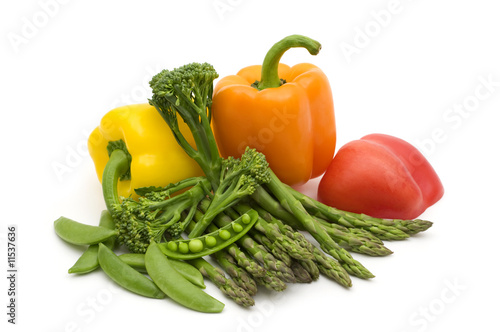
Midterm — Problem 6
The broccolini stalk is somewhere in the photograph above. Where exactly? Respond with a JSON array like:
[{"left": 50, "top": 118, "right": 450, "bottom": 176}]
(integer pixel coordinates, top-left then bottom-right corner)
[
  {"left": 188, "top": 147, "right": 271, "bottom": 238},
  {"left": 149, "top": 63, "right": 221, "bottom": 190},
  {"left": 112, "top": 177, "right": 211, "bottom": 253}
]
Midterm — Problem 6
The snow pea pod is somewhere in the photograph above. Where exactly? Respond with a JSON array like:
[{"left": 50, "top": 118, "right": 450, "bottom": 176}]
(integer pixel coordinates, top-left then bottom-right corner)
[
  {"left": 145, "top": 241, "right": 224, "bottom": 313},
  {"left": 119, "top": 253, "right": 206, "bottom": 289},
  {"left": 118, "top": 253, "right": 148, "bottom": 272},
  {"left": 68, "top": 211, "right": 117, "bottom": 274},
  {"left": 160, "top": 210, "right": 258, "bottom": 260},
  {"left": 98, "top": 243, "right": 165, "bottom": 299},
  {"left": 68, "top": 245, "right": 99, "bottom": 274},
  {"left": 54, "top": 216, "right": 117, "bottom": 245}
]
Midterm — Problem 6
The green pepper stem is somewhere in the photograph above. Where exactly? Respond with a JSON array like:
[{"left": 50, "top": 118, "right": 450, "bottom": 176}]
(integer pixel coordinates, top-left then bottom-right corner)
[
  {"left": 257, "top": 35, "right": 322, "bottom": 90},
  {"left": 102, "top": 149, "right": 131, "bottom": 212}
]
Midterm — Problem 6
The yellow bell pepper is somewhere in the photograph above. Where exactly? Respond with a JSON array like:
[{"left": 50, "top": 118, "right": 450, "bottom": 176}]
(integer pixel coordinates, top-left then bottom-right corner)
[{"left": 88, "top": 103, "right": 202, "bottom": 198}]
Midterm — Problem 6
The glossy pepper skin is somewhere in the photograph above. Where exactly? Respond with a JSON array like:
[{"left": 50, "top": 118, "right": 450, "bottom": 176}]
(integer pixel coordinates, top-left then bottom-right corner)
[
  {"left": 88, "top": 104, "right": 202, "bottom": 198},
  {"left": 318, "top": 134, "right": 444, "bottom": 220},
  {"left": 211, "top": 35, "right": 336, "bottom": 186}
]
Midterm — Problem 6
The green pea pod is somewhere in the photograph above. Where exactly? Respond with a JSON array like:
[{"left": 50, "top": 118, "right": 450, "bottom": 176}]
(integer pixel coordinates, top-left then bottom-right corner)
[
  {"left": 68, "top": 245, "right": 99, "bottom": 274},
  {"left": 119, "top": 253, "right": 206, "bottom": 289},
  {"left": 160, "top": 210, "right": 258, "bottom": 260},
  {"left": 68, "top": 211, "right": 117, "bottom": 274},
  {"left": 169, "top": 259, "right": 206, "bottom": 289},
  {"left": 99, "top": 211, "right": 117, "bottom": 248},
  {"left": 98, "top": 243, "right": 165, "bottom": 299},
  {"left": 145, "top": 241, "right": 224, "bottom": 313},
  {"left": 118, "top": 253, "right": 148, "bottom": 273},
  {"left": 54, "top": 216, "right": 117, "bottom": 245}
]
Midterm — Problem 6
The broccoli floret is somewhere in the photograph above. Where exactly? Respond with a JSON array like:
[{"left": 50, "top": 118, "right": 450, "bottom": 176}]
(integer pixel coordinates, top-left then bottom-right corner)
[
  {"left": 219, "top": 146, "right": 271, "bottom": 196},
  {"left": 149, "top": 63, "right": 221, "bottom": 190},
  {"left": 112, "top": 177, "right": 210, "bottom": 253},
  {"left": 166, "top": 204, "right": 198, "bottom": 239},
  {"left": 112, "top": 198, "right": 157, "bottom": 253},
  {"left": 188, "top": 147, "right": 271, "bottom": 238}
]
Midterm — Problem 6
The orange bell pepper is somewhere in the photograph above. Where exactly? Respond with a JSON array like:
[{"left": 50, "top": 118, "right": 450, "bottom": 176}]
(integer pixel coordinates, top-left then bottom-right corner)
[{"left": 211, "top": 35, "right": 336, "bottom": 186}]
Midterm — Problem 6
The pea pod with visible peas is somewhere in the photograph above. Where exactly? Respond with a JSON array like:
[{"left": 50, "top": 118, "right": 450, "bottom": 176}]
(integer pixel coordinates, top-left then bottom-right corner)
[
  {"left": 54, "top": 216, "right": 117, "bottom": 245},
  {"left": 119, "top": 253, "right": 206, "bottom": 289},
  {"left": 68, "top": 211, "right": 117, "bottom": 274},
  {"left": 145, "top": 241, "right": 224, "bottom": 313},
  {"left": 160, "top": 210, "right": 258, "bottom": 260},
  {"left": 98, "top": 243, "right": 165, "bottom": 299}
]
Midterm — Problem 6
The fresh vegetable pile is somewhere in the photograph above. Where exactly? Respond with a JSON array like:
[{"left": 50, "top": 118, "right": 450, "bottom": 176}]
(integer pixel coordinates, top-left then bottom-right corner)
[{"left": 54, "top": 35, "right": 442, "bottom": 313}]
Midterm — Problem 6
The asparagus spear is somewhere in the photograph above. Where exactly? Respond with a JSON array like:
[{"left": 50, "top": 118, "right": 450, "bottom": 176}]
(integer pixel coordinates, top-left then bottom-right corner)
[
  {"left": 234, "top": 203, "right": 314, "bottom": 261},
  {"left": 290, "top": 261, "right": 314, "bottom": 283},
  {"left": 257, "top": 213, "right": 320, "bottom": 281},
  {"left": 343, "top": 225, "right": 386, "bottom": 245},
  {"left": 256, "top": 210, "right": 351, "bottom": 287},
  {"left": 225, "top": 243, "right": 266, "bottom": 278},
  {"left": 254, "top": 205, "right": 322, "bottom": 253},
  {"left": 251, "top": 230, "right": 293, "bottom": 267},
  {"left": 212, "top": 250, "right": 258, "bottom": 296},
  {"left": 310, "top": 246, "right": 352, "bottom": 287},
  {"left": 295, "top": 259, "right": 319, "bottom": 281},
  {"left": 237, "top": 235, "right": 296, "bottom": 284},
  {"left": 263, "top": 171, "right": 374, "bottom": 279},
  {"left": 254, "top": 271, "right": 288, "bottom": 292},
  {"left": 286, "top": 185, "right": 432, "bottom": 239},
  {"left": 315, "top": 217, "right": 393, "bottom": 256},
  {"left": 379, "top": 217, "right": 433, "bottom": 235},
  {"left": 189, "top": 258, "right": 255, "bottom": 307},
  {"left": 273, "top": 219, "right": 352, "bottom": 287}
]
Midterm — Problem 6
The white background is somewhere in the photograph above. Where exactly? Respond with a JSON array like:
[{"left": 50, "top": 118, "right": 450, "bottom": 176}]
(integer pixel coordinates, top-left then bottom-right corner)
[{"left": 1, "top": 0, "right": 499, "bottom": 331}]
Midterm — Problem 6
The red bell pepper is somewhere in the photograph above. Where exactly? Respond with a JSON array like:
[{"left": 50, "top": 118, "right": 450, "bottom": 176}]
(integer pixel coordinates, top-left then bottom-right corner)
[{"left": 317, "top": 134, "right": 444, "bottom": 219}]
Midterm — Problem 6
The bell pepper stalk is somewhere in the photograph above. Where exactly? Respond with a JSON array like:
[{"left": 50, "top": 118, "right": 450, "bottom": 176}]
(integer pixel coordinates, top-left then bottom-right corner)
[
  {"left": 256, "top": 35, "right": 321, "bottom": 90},
  {"left": 318, "top": 134, "right": 444, "bottom": 220},
  {"left": 101, "top": 140, "right": 132, "bottom": 211},
  {"left": 100, "top": 140, "right": 207, "bottom": 212},
  {"left": 211, "top": 34, "right": 337, "bottom": 186}
]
